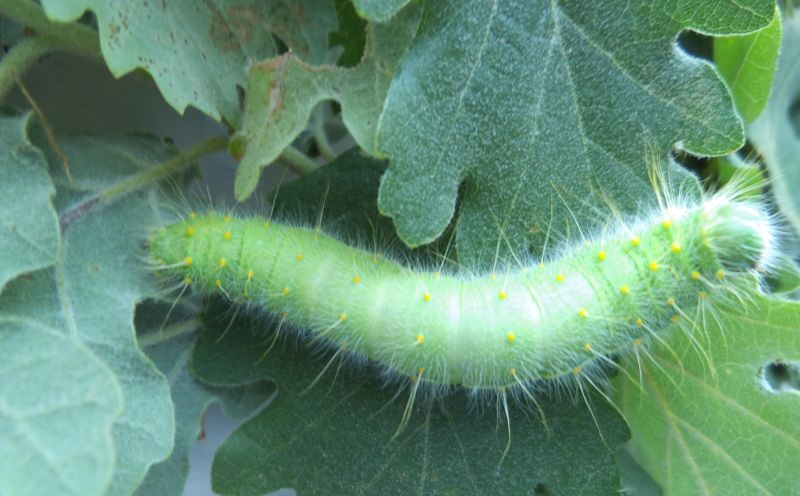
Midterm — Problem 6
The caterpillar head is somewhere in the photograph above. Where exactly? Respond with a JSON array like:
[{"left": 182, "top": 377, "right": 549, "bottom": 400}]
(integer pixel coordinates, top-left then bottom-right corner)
[{"left": 704, "top": 197, "right": 774, "bottom": 271}]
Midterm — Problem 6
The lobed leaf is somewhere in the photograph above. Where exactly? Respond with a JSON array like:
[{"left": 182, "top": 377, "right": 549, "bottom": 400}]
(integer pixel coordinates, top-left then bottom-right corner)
[
  {"left": 376, "top": 0, "right": 772, "bottom": 264},
  {"left": 40, "top": 0, "right": 337, "bottom": 124}
]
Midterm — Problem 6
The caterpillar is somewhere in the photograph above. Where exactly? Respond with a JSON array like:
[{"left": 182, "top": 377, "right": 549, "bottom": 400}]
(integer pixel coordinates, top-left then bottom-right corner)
[{"left": 149, "top": 184, "right": 776, "bottom": 396}]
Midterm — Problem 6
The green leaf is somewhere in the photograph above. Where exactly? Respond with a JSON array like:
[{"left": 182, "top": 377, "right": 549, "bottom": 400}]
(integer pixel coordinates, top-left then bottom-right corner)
[
  {"left": 714, "top": 7, "right": 782, "bottom": 123},
  {"left": 232, "top": 3, "right": 422, "bottom": 199},
  {"left": 191, "top": 306, "right": 629, "bottom": 496},
  {"left": 0, "top": 114, "right": 58, "bottom": 294},
  {"left": 39, "top": 0, "right": 337, "bottom": 124},
  {"left": 134, "top": 301, "right": 274, "bottom": 496},
  {"left": 749, "top": 8, "right": 800, "bottom": 238},
  {"left": 375, "top": 0, "right": 772, "bottom": 263},
  {"left": 351, "top": 0, "right": 412, "bottom": 22},
  {"left": 1, "top": 128, "right": 184, "bottom": 495},
  {"left": 0, "top": 319, "right": 122, "bottom": 496},
  {"left": 613, "top": 292, "right": 800, "bottom": 495}
]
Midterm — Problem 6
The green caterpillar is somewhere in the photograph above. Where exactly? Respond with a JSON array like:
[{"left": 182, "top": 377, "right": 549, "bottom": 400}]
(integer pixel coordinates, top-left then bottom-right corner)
[{"left": 149, "top": 190, "right": 774, "bottom": 391}]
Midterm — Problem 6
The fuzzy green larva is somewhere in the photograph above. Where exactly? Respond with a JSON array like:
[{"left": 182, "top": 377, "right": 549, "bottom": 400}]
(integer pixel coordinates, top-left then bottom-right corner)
[{"left": 149, "top": 190, "right": 774, "bottom": 393}]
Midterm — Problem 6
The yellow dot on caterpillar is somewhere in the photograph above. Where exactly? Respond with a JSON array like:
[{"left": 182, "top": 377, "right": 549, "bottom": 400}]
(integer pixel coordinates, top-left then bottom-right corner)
[
  {"left": 416, "top": 334, "right": 425, "bottom": 344},
  {"left": 263, "top": 222, "right": 271, "bottom": 229},
  {"left": 183, "top": 256, "right": 193, "bottom": 266},
  {"left": 424, "top": 292, "right": 432, "bottom": 302},
  {"left": 620, "top": 285, "right": 630, "bottom": 295},
  {"left": 223, "top": 231, "right": 232, "bottom": 240},
  {"left": 556, "top": 273, "right": 565, "bottom": 283},
  {"left": 573, "top": 366, "right": 582, "bottom": 375},
  {"left": 630, "top": 236, "right": 641, "bottom": 247},
  {"left": 649, "top": 261, "right": 659, "bottom": 272},
  {"left": 215, "top": 279, "right": 222, "bottom": 288},
  {"left": 671, "top": 314, "right": 680, "bottom": 322},
  {"left": 633, "top": 338, "right": 642, "bottom": 346},
  {"left": 295, "top": 254, "right": 304, "bottom": 262},
  {"left": 671, "top": 242, "right": 682, "bottom": 253},
  {"left": 584, "top": 343, "right": 592, "bottom": 351},
  {"left": 247, "top": 270, "right": 254, "bottom": 280},
  {"left": 506, "top": 331, "right": 517, "bottom": 343},
  {"left": 340, "top": 313, "right": 348, "bottom": 321},
  {"left": 183, "top": 276, "right": 192, "bottom": 286},
  {"left": 282, "top": 287, "right": 289, "bottom": 296},
  {"left": 667, "top": 297, "right": 676, "bottom": 306},
  {"left": 189, "top": 211, "right": 197, "bottom": 219},
  {"left": 578, "top": 308, "right": 588, "bottom": 319},
  {"left": 499, "top": 291, "right": 508, "bottom": 300},
  {"left": 219, "top": 258, "right": 228, "bottom": 268},
  {"left": 510, "top": 368, "right": 517, "bottom": 377},
  {"left": 185, "top": 226, "right": 196, "bottom": 237},
  {"left": 692, "top": 271, "right": 701, "bottom": 281},
  {"left": 224, "top": 215, "right": 232, "bottom": 222},
  {"left": 597, "top": 251, "right": 607, "bottom": 262},
  {"left": 635, "top": 318, "right": 644, "bottom": 327},
  {"left": 716, "top": 269, "right": 726, "bottom": 280},
  {"left": 662, "top": 219, "right": 673, "bottom": 230},
  {"left": 353, "top": 276, "right": 361, "bottom": 284},
  {"left": 698, "top": 290, "right": 708, "bottom": 299}
]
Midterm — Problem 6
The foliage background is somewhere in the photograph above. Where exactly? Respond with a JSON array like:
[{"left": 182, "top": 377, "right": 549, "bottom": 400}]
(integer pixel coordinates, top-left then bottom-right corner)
[{"left": 0, "top": 1, "right": 798, "bottom": 495}]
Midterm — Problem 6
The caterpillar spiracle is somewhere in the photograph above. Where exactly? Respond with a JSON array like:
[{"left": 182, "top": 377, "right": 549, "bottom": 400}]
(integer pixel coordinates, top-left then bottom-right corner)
[{"left": 149, "top": 185, "right": 776, "bottom": 395}]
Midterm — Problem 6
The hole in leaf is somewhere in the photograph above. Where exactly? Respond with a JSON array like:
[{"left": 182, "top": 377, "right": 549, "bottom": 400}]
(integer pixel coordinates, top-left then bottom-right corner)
[
  {"left": 676, "top": 30, "right": 712, "bottom": 61},
  {"left": 761, "top": 360, "right": 800, "bottom": 394}
]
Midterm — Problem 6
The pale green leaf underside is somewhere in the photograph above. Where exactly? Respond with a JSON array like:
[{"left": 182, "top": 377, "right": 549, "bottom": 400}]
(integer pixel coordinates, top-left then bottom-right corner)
[
  {"left": 714, "top": 6, "right": 781, "bottom": 123},
  {"left": 0, "top": 321, "right": 122, "bottom": 496},
  {"left": 351, "top": 0, "right": 411, "bottom": 22},
  {"left": 748, "top": 8, "right": 800, "bottom": 238},
  {"left": 40, "top": 0, "right": 336, "bottom": 124},
  {"left": 376, "top": 0, "right": 772, "bottom": 265},
  {"left": 0, "top": 114, "right": 58, "bottom": 295},
  {"left": 232, "top": 3, "right": 422, "bottom": 200},
  {"left": 614, "top": 293, "right": 800, "bottom": 495},
  {"left": 0, "top": 129, "right": 182, "bottom": 496}
]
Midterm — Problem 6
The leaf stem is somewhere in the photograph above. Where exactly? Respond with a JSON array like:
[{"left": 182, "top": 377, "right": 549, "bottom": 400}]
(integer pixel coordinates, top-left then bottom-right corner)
[
  {"left": 0, "top": 0, "right": 101, "bottom": 57},
  {"left": 312, "top": 104, "right": 337, "bottom": 161},
  {"left": 99, "top": 135, "right": 229, "bottom": 203},
  {"left": 60, "top": 135, "right": 229, "bottom": 230},
  {"left": 280, "top": 145, "right": 319, "bottom": 175}
]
